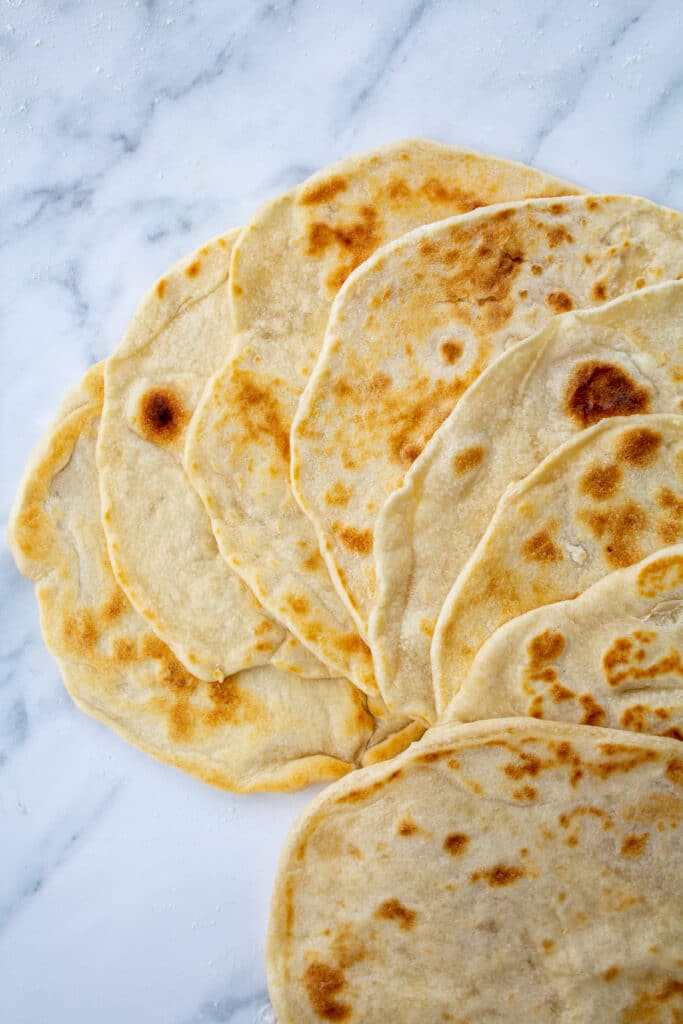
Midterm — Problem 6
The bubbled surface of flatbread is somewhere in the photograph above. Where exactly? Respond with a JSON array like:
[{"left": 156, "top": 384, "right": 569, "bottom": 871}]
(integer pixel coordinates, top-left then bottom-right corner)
[
  {"left": 185, "top": 139, "right": 580, "bottom": 695},
  {"left": 97, "top": 231, "right": 326, "bottom": 683},
  {"left": 445, "top": 546, "right": 683, "bottom": 739},
  {"left": 433, "top": 414, "right": 683, "bottom": 714},
  {"left": 8, "top": 365, "right": 382, "bottom": 793},
  {"left": 293, "top": 195, "right": 683, "bottom": 641},
  {"left": 372, "top": 282, "right": 683, "bottom": 722},
  {"left": 268, "top": 718, "right": 683, "bottom": 1023}
]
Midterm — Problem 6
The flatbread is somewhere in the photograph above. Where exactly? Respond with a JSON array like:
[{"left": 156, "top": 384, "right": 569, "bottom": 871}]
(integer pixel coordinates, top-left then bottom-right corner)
[
  {"left": 373, "top": 282, "right": 683, "bottom": 722},
  {"left": 433, "top": 414, "right": 683, "bottom": 715},
  {"left": 7, "top": 365, "right": 398, "bottom": 793},
  {"left": 185, "top": 140, "right": 580, "bottom": 695},
  {"left": 97, "top": 231, "right": 326, "bottom": 683},
  {"left": 267, "top": 718, "right": 683, "bottom": 1023},
  {"left": 292, "top": 195, "right": 683, "bottom": 638},
  {"left": 445, "top": 547, "right": 683, "bottom": 738}
]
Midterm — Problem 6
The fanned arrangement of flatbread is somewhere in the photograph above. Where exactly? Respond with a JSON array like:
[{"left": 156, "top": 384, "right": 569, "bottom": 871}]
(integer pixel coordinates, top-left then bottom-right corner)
[{"left": 11, "top": 139, "right": 683, "bottom": 1019}]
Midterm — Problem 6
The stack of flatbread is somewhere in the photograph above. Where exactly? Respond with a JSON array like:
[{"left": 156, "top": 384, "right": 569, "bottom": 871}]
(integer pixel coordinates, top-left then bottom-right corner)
[{"left": 10, "top": 140, "right": 683, "bottom": 1019}]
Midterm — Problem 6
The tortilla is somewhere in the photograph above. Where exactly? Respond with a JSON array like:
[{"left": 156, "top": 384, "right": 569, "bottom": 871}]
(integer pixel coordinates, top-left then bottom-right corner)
[
  {"left": 432, "top": 414, "right": 683, "bottom": 715},
  {"left": 444, "top": 547, "right": 683, "bottom": 738},
  {"left": 185, "top": 140, "right": 580, "bottom": 694},
  {"left": 267, "top": 718, "right": 683, "bottom": 1023},
  {"left": 372, "top": 282, "right": 683, "bottom": 722},
  {"left": 97, "top": 231, "right": 326, "bottom": 683},
  {"left": 7, "top": 364, "right": 413, "bottom": 792},
  {"left": 292, "top": 195, "right": 683, "bottom": 639}
]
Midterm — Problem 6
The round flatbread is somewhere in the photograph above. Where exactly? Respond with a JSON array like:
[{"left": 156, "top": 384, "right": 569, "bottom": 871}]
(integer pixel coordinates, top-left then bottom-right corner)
[
  {"left": 292, "top": 195, "right": 683, "bottom": 640},
  {"left": 268, "top": 718, "right": 683, "bottom": 1023},
  {"left": 7, "top": 365, "right": 397, "bottom": 792},
  {"left": 372, "top": 282, "right": 683, "bottom": 721},
  {"left": 445, "top": 546, "right": 683, "bottom": 739},
  {"left": 97, "top": 231, "right": 326, "bottom": 683},
  {"left": 185, "top": 139, "right": 580, "bottom": 695},
  {"left": 433, "top": 413, "right": 683, "bottom": 715}
]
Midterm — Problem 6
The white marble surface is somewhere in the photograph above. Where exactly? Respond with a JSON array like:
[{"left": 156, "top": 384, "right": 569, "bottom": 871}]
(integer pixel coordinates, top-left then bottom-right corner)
[{"left": 1, "top": 1, "right": 681, "bottom": 1021}]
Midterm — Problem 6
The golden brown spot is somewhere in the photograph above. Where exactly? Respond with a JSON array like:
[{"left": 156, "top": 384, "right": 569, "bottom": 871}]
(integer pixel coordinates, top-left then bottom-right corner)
[
  {"left": 546, "top": 225, "right": 574, "bottom": 247},
  {"left": 657, "top": 487, "right": 683, "bottom": 545},
  {"left": 580, "top": 462, "right": 622, "bottom": 501},
  {"left": 579, "top": 693, "right": 606, "bottom": 726},
  {"left": 374, "top": 898, "right": 417, "bottom": 930},
  {"left": 551, "top": 682, "right": 574, "bottom": 702},
  {"left": 332, "top": 522, "right": 372, "bottom": 555},
  {"left": 621, "top": 832, "right": 649, "bottom": 858},
  {"left": 617, "top": 427, "right": 662, "bottom": 467},
  {"left": 440, "top": 340, "right": 463, "bottom": 364},
  {"left": 581, "top": 501, "right": 647, "bottom": 569},
  {"left": 63, "top": 610, "right": 98, "bottom": 656},
  {"left": 504, "top": 752, "right": 541, "bottom": 780},
  {"left": 386, "top": 177, "right": 411, "bottom": 202},
  {"left": 522, "top": 527, "right": 562, "bottom": 563},
  {"left": 528, "top": 630, "right": 566, "bottom": 666},
  {"left": 604, "top": 966, "right": 620, "bottom": 982},
  {"left": 549, "top": 202, "right": 567, "bottom": 215},
  {"left": 299, "top": 175, "right": 348, "bottom": 205},
  {"left": 453, "top": 445, "right": 484, "bottom": 475},
  {"left": 419, "top": 177, "right": 482, "bottom": 209},
  {"left": 443, "top": 832, "right": 469, "bottom": 855},
  {"left": 513, "top": 785, "right": 538, "bottom": 800},
  {"left": 156, "top": 278, "right": 166, "bottom": 299},
  {"left": 565, "top": 362, "right": 650, "bottom": 427},
  {"left": 638, "top": 553, "right": 683, "bottom": 597},
  {"left": 102, "top": 591, "right": 126, "bottom": 622},
  {"left": 666, "top": 758, "right": 683, "bottom": 786},
  {"left": 531, "top": 263, "right": 543, "bottom": 276},
  {"left": 470, "top": 864, "right": 525, "bottom": 887},
  {"left": 230, "top": 369, "right": 291, "bottom": 462},
  {"left": 306, "top": 205, "right": 382, "bottom": 290},
  {"left": 332, "top": 632, "right": 371, "bottom": 656},
  {"left": 324, "top": 482, "right": 353, "bottom": 507},
  {"left": 139, "top": 388, "right": 188, "bottom": 444},
  {"left": 546, "top": 290, "right": 573, "bottom": 313},
  {"left": 591, "top": 280, "right": 608, "bottom": 302},
  {"left": 620, "top": 977, "right": 683, "bottom": 1023},
  {"left": 285, "top": 593, "right": 309, "bottom": 615},
  {"left": 397, "top": 818, "right": 419, "bottom": 837},
  {"left": 303, "top": 962, "right": 350, "bottom": 1021},
  {"left": 185, "top": 260, "right": 201, "bottom": 278},
  {"left": 330, "top": 925, "right": 367, "bottom": 969}
]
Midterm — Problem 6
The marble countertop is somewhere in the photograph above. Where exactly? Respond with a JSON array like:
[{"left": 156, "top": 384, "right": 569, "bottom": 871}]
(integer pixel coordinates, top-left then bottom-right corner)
[{"left": 1, "top": 1, "right": 681, "bottom": 1021}]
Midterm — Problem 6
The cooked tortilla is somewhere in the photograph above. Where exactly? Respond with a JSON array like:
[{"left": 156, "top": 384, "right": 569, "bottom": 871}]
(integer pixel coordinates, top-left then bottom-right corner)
[
  {"left": 292, "top": 196, "right": 683, "bottom": 642},
  {"left": 185, "top": 140, "right": 580, "bottom": 694},
  {"left": 372, "top": 282, "right": 683, "bottom": 722},
  {"left": 268, "top": 718, "right": 683, "bottom": 1023},
  {"left": 432, "top": 414, "right": 683, "bottom": 715},
  {"left": 7, "top": 365, "right": 419, "bottom": 791},
  {"left": 97, "top": 231, "right": 326, "bottom": 683},
  {"left": 445, "top": 546, "right": 683, "bottom": 739}
]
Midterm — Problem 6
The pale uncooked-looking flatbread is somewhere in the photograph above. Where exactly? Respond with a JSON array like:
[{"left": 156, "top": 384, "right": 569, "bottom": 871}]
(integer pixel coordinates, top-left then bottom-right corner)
[
  {"left": 185, "top": 140, "right": 580, "bottom": 695},
  {"left": 292, "top": 195, "right": 683, "bottom": 641},
  {"left": 372, "top": 282, "right": 683, "bottom": 721},
  {"left": 445, "top": 546, "right": 683, "bottom": 738},
  {"left": 433, "top": 414, "right": 683, "bottom": 714},
  {"left": 8, "top": 365, "right": 405, "bottom": 793},
  {"left": 97, "top": 231, "right": 326, "bottom": 684},
  {"left": 268, "top": 718, "right": 683, "bottom": 1022}
]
